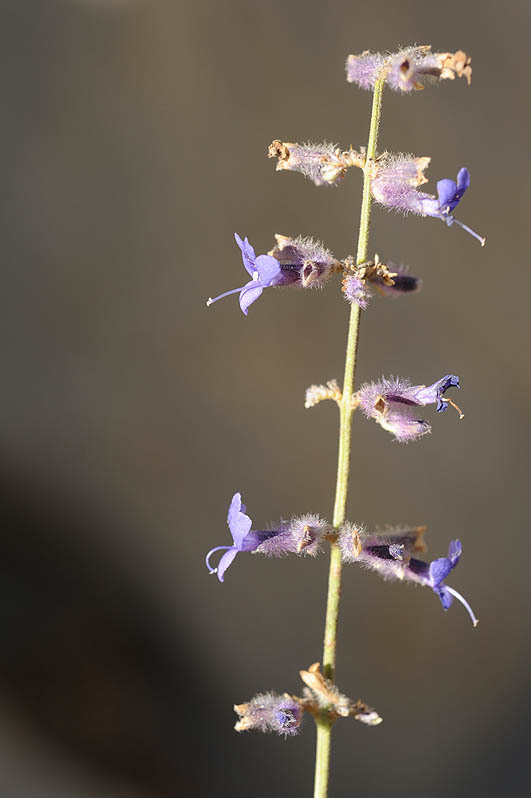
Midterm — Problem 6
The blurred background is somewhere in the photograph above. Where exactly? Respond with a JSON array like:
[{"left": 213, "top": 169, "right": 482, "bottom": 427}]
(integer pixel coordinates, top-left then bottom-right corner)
[{"left": 0, "top": 0, "right": 528, "bottom": 795}]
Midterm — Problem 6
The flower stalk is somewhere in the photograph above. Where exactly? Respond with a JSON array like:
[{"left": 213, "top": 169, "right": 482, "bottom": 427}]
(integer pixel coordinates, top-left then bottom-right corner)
[{"left": 314, "top": 75, "right": 386, "bottom": 798}]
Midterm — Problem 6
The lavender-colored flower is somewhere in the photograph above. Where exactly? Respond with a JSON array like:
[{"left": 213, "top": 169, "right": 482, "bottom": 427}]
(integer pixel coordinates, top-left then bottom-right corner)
[
  {"left": 344, "top": 529, "right": 478, "bottom": 625},
  {"left": 205, "top": 493, "right": 281, "bottom": 581},
  {"left": 357, "top": 375, "right": 463, "bottom": 442},
  {"left": 206, "top": 234, "right": 288, "bottom": 315},
  {"left": 268, "top": 234, "right": 340, "bottom": 289},
  {"left": 346, "top": 46, "right": 472, "bottom": 92},
  {"left": 206, "top": 496, "right": 331, "bottom": 579},
  {"left": 372, "top": 158, "right": 485, "bottom": 245},
  {"left": 234, "top": 692, "right": 303, "bottom": 736},
  {"left": 268, "top": 140, "right": 363, "bottom": 186}
]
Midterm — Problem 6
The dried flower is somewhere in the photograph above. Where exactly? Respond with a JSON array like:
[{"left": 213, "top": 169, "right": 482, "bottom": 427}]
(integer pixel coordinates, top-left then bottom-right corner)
[
  {"left": 342, "top": 529, "right": 478, "bottom": 625},
  {"left": 268, "top": 140, "right": 363, "bottom": 186},
  {"left": 376, "top": 263, "right": 421, "bottom": 296},
  {"left": 372, "top": 158, "right": 485, "bottom": 245},
  {"left": 357, "top": 375, "right": 463, "bottom": 442},
  {"left": 234, "top": 693, "right": 303, "bottom": 736},
  {"left": 341, "top": 254, "right": 420, "bottom": 307},
  {"left": 300, "top": 662, "right": 383, "bottom": 726},
  {"left": 346, "top": 46, "right": 472, "bottom": 93}
]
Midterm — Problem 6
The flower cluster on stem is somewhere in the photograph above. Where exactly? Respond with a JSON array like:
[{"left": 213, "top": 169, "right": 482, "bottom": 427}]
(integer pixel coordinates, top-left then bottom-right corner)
[{"left": 204, "top": 42, "right": 482, "bottom": 798}]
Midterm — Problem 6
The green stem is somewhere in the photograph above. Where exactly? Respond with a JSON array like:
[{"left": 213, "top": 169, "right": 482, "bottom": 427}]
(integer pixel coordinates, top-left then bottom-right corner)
[{"left": 313, "top": 76, "right": 385, "bottom": 798}]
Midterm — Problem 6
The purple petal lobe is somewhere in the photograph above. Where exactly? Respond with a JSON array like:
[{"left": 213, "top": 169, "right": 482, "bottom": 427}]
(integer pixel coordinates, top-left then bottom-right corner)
[
  {"left": 456, "top": 168, "right": 470, "bottom": 194},
  {"left": 436, "top": 178, "right": 458, "bottom": 210},
  {"left": 436, "top": 586, "right": 454, "bottom": 610},
  {"left": 216, "top": 547, "right": 239, "bottom": 582},
  {"left": 239, "top": 282, "right": 264, "bottom": 315},
  {"left": 235, "top": 233, "right": 256, "bottom": 275},
  {"left": 448, "top": 539, "right": 462, "bottom": 566},
  {"left": 254, "top": 254, "right": 283, "bottom": 285},
  {"left": 227, "top": 492, "right": 252, "bottom": 548},
  {"left": 429, "top": 557, "right": 453, "bottom": 587}
]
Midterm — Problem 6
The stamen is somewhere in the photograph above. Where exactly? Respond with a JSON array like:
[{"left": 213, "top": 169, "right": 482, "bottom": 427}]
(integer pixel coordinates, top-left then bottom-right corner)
[
  {"left": 445, "top": 397, "right": 465, "bottom": 419},
  {"left": 206, "top": 286, "right": 246, "bottom": 306},
  {"left": 448, "top": 216, "right": 486, "bottom": 246},
  {"left": 205, "top": 545, "right": 232, "bottom": 573},
  {"left": 445, "top": 585, "right": 479, "bottom": 627}
]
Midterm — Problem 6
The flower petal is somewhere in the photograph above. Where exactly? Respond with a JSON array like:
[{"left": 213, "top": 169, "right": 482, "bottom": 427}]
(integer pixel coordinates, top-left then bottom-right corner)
[
  {"left": 429, "top": 556, "right": 453, "bottom": 587},
  {"left": 239, "top": 282, "right": 264, "bottom": 315},
  {"left": 234, "top": 233, "right": 256, "bottom": 275},
  {"left": 254, "top": 254, "right": 282, "bottom": 286},
  {"left": 217, "top": 547, "right": 239, "bottom": 582},
  {"left": 456, "top": 168, "right": 470, "bottom": 195},
  {"left": 227, "top": 492, "right": 252, "bottom": 548},
  {"left": 436, "top": 178, "right": 458, "bottom": 211},
  {"left": 448, "top": 539, "right": 462, "bottom": 567}
]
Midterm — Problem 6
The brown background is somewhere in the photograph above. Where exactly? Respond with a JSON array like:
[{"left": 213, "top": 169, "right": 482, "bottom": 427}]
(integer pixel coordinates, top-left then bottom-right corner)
[{"left": 0, "top": 0, "right": 528, "bottom": 795}]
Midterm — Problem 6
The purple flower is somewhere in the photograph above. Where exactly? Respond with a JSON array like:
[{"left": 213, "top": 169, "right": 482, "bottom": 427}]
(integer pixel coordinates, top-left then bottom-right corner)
[
  {"left": 234, "top": 692, "right": 303, "bottom": 736},
  {"left": 207, "top": 234, "right": 286, "bottom": 315},
  {"left": 205, "top": 493, "right": 277, "bottom": 581},
  {"left": 340, "top": 527, "right": 478, "bottom": 625},
  {"left": 419, "top": 168, "right": 485, "bottom": 244},
  {"left": 372, "top": 158, "right": 485, "bottom": 245},
  {"left": 205, "top": 497, "right": 330, "bottom": 580},
  {"left": 357, "top": 375, "right": 463, "bottom": 442}
]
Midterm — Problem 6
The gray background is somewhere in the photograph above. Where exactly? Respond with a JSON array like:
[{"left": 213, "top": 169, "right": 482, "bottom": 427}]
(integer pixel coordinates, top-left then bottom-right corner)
[{"left": 0, "top": 0, "right": 528, "bottom": 795}]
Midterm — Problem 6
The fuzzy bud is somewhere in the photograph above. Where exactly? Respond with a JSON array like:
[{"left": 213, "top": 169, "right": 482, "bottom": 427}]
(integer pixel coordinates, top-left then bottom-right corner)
[
  {"left": 337, "top": 522, "right": 364, "bottom": 562},
  {"left": 255, "top": 514, "right": 330, "bottom": 558},
  {"left": 234, "top": 692, "right": 303, "bottom": 736},
  {"left": 268, "top": 234, "right": 341, "bottom": 289},
  {"left": 268, "top": 140, "right": 363, "bottom": 186}
]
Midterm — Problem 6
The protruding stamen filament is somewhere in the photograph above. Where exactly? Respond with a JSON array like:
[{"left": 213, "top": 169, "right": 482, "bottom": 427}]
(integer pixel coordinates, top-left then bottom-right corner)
[
  {"left": 445, "top": 397, "right": 465, "bottom": 419},
  {"left": 205, "top": 545, "right": 232, "bottom": 573},
  {"left": 206, "top": 286, "right": 246, "bottom": 306},
  {"left": 449, "top": 217, "right": 486, "bottom": 246},
  {"left": 446, "top": 585, "right": 479, "bottom": 627}
]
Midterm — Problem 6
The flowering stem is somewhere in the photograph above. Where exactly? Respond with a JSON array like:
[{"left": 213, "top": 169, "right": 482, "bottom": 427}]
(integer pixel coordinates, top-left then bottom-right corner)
[{"left": 313, "top": 76, "right": 385, "bottom": 798}]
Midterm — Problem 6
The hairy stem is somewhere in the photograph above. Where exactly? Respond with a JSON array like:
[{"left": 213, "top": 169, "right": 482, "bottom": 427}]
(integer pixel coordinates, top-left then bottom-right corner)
[{"left": 313, "top": 76, "right": 385, "bottom": 798}]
